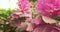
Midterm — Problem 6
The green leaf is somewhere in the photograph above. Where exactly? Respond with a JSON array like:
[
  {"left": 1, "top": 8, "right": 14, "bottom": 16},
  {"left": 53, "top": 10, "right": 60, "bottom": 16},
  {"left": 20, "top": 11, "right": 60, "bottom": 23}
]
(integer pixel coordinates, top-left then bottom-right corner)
[{"left": 0, "top": 8, "right": 13, "bottom": 20}]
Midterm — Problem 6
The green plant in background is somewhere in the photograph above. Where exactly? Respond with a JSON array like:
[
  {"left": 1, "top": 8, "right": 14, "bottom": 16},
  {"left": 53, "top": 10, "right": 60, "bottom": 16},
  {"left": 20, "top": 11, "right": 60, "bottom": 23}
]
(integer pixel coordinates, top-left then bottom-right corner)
[
  {"left": 0, "top": 8, "right": 13, "bottom": 20},
  {"left": 30, "top": 0, "right": 37, "bottom": 5}
]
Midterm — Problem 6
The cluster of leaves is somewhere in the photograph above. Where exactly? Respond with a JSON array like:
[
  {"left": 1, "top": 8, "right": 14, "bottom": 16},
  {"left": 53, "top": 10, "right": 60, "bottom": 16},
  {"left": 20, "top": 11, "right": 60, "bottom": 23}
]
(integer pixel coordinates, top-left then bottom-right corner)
[{"left": 1, "top": 0, "right": 60, "bottom": 32}]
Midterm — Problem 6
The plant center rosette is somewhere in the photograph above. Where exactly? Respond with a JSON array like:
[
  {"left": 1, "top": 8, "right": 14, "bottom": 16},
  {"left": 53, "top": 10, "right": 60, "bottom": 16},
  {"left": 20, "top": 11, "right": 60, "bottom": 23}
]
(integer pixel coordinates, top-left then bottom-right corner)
[{"left": 8, "top": 0, "right": 60, "bottom": 32}]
